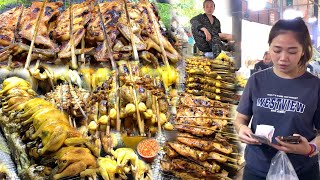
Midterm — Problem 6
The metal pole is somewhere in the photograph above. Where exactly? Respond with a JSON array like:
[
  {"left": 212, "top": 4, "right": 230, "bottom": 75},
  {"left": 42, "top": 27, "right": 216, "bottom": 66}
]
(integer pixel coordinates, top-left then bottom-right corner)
[
  {"left": 314, "top": 0, "right": 319, "bottom": 47},
  {"left": 279, "top": 0, "right": 284, "bottom": 19},
  {"left": 232, "top": 0, "right": 242, "bottom": 69}
]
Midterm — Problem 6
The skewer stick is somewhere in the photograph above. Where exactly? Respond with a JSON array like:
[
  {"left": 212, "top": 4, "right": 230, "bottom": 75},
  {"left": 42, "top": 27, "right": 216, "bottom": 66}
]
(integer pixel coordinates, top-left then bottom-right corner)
[
  {"left": 8, "top": 5, "right": 24, "bottom": 68},
  {"left": 25, "top": 0, "right": 48, "bottom": 69},
  {"left": 122, "top": 0, "right": 144, "bottom": 135},
  {"left": 69, "top": 0, "right": 77, "bottom": 70},
  {"left": 149, "top": 58, "right": 162, "bottom": 134},
  {"left": 68, "top": 115, "right": 74, "bottom": 128},
  {"left": 155, "top": 96, "right": 162, "bottom": 134},
  {"left": 68, "top": 82, "right": 88, "bottom": 120},
  {"left": 177, "top": 115, "right": 233, "bottom": 120},
  {"left": 125, "top": 61, "right": 144, "bottom": 135},
  {"left": 143, "top": 0, "right": 169, "bottom": 67},
  {"left": 122, "top": 0, "right": 139, "bottom": 61},
  {"left": 175, "top": 123, "right": 239, "bottom": 137},
  {"left": 96, "top": 0, "right": 121, "bottom": 131},
  {"left": 59, "top": 84, "right": 64, "bottom": 111},
  {"left": 106, "top": 123, "right": 110, "bottom": 135},
  {"left": 80, "top": 37, "right": 86, "bottom": 66}
]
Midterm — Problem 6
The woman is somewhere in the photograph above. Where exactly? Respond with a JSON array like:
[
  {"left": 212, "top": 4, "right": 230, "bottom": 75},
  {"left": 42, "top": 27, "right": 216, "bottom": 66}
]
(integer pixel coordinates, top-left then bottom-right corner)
[
  {"left": 190, "top": 0, "right": 232, "bottom": 59},
  {"left": 235, "top": 17, "right": 320, "bottom": 180}
]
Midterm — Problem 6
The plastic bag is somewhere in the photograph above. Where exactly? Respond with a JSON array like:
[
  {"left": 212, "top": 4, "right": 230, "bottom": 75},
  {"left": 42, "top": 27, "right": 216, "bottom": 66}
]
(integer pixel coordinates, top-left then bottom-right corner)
[{"left": 266, "top": 151, "right": 299, "bottom": 180}]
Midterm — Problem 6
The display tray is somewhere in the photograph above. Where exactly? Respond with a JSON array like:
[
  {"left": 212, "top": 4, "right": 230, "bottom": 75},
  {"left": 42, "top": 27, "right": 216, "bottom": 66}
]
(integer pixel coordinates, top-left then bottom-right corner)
[{"left": 0, "top": 130, "right": 20, "bottom": 180}]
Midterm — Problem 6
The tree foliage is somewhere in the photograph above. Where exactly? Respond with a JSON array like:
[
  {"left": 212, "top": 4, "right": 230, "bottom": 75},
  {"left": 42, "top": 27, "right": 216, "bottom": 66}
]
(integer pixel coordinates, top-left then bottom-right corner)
[
  {"left": 171, "top": 0, "right": 202, "bottom": 28},
  {"left": 155, "top": 2, "right": 171, "bottom": 29}
]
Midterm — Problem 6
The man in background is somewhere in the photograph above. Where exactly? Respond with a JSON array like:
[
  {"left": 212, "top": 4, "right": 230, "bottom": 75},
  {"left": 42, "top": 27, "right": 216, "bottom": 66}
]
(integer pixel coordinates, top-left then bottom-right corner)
[
  {"left": 190, "top": 0, "right": 233, "bottom": 59},
  {"left": 253, "top": 51, "right": 272, "bottom": 72}
]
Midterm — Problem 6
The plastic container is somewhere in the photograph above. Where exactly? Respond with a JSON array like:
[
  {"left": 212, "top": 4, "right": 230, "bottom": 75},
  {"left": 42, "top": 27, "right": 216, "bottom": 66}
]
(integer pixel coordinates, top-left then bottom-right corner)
[{"left": 137, "top": 138, "right": 160, "bottom": 163}]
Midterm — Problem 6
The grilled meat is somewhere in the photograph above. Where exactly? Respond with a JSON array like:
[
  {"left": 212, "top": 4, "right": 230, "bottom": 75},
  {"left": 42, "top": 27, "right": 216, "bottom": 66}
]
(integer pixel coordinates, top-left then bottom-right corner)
[
  {"left": 177, "top": 137, "right": 233, "bottom": 154},
  {"left": 174, "top": 124, "right": 217, "bottom": 136},
  {"left": 179, "top": 93, "right": 227, "bottom": 108},
  {"left": 168, "top": 142, "right": 208, "bottom": 161},
  {"left": 53, "top": 0, "right": 94, "bottom": 57},
  {"left": 0, "top": 7, "right": 23, "bottom": 46},
  {"left": 19, "top": 1, "right": 62, "bottom": 50}
]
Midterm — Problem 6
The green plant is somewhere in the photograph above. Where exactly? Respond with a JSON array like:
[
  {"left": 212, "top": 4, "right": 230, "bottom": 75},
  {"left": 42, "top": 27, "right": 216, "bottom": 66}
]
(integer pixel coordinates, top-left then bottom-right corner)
[
  {"left": 155, "top": 2, "right": 171, "bottom": 29},
  {"left": 171, "top": 0, "right": 203, "bottom": 28},
  {"left": 0, "top": 0, "right": 31, "bottom": 12}
]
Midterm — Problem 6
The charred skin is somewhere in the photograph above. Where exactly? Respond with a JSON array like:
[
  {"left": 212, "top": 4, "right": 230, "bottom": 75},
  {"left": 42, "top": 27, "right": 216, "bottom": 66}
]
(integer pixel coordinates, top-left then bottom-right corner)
[
  {"left": 168, "top": 142, "right": 208, "bottom": 161},
  {"left": 0, "top": 7, "right": 23, "bottom": 46},
  {"left": 176, "top": 137, "right": 233, "bottom": 154},
  {"left": 174, "top": 124, "right": 217, "bottom": 136},
  {"left": 0, "top": 0, "right": 180, "bottom": 66},
  {"left": 19, "top": 1, "right": 62, "bottom": 50}
]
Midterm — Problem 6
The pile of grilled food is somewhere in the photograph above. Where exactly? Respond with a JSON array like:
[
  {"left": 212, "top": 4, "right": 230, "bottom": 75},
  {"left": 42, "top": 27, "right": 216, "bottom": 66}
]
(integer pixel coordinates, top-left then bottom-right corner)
[
  {"left": 161, "top": 93, "right": 243, "bottom": 179},
  {"left": 185, "top": 54, "right": 238, "bottom": 104},
  {"left": 0, "top": 77, "right": 155, "bottom": 179},
  {"left": 0, "top": 0, "right": 180, "bottom": 69},
  {"left": 0, "top": 0, "right": 185, "bottom": 179}
]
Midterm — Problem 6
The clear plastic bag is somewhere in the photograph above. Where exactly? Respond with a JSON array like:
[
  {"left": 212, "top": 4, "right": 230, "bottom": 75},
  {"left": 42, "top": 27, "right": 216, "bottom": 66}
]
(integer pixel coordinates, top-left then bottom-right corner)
[{"left": 266, "top": 151, "right": 299, "bottom": 180}]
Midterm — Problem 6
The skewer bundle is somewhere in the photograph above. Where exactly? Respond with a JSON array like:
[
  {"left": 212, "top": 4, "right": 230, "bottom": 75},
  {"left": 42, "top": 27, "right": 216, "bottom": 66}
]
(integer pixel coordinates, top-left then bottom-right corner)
[
  {"left": 185, "top": 54, "right": 238, "bottom": 105},
  {"left": 161, "top": 50, "right": 242, "bottom": 180}
]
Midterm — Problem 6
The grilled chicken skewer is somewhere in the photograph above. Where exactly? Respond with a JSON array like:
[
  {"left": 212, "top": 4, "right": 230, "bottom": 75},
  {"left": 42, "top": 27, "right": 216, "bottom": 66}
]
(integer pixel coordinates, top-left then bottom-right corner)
[
  {"left": 122, "top": 0, "right": 144, "bottom": 135},
  {"left": 168, "top": 142, "right": 240, "bottom": 165},
  {"left": 174, "top": 124, "right": 217, "bottom": 136},
  {"left": 25, "top": 0, "right": 48, "bottom": 69},
  {"left": 69, "top": 0, "right": 77, "bottom": 69},
  {"left": 176, "top": 136, "right": 233, "bottom": 154},
  {"left": 96, "top": 0, "right": 121, "bottom": 131},
  {"left": 161, "top": 159, "right": 232, "bottom": 180},
  {"left": 168, "top": 141, "right": 208, "bottom": 161}
]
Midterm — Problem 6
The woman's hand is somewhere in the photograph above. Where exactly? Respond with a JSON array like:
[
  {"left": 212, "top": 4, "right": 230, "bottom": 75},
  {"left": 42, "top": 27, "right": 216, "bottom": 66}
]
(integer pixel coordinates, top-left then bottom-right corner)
[
  {"left": 238, "top": 125, "right": 261, "bottom": 145},
  {"left": 235, "top": 112, "right": 260, "bottom": 145},
  {"left": 271, "top": 134, "right": 312, "bottom": 155},
  {"left": 200, "top": 27, "right": 211, "bottom": 41}
]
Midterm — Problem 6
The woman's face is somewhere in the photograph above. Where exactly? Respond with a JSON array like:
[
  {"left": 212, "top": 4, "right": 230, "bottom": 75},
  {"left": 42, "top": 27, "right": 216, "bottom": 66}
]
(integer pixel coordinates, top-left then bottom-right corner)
[
  {"left": 269, "top": 31, "right": 304, "bottom": 77},
  {"left": 204, "top": 1, "right": 215, "bottom": 15}
]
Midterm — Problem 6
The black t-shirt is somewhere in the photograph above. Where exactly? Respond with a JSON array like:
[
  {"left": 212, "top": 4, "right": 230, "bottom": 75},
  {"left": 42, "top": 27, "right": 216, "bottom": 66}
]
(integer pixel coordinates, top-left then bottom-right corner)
[
  {"left": 190, "top": 13, "right": 221, "bottom": 53},
  {"left": 254, "top": 61, "right": 273, "bottom": 72},
  {"left": 237, "top": 68, "right": 320, "bottom": 177}
]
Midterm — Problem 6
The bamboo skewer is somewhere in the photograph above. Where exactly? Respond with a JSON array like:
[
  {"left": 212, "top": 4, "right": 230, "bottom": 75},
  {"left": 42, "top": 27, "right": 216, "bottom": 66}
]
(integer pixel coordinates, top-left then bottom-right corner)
[
  {"left": 155, "top": 96, "right": 162, "bottom": 134},
  {"left": 174, "top": 122, "right": 239, "bottom": 137},
  {"left": 143, "top": 0, "right": 169, "bottom": 68},
  {"left": 122, "top": 0, "right": 144, "bottom": 135},
  {"left": 124, "top": 62, "right": 144, "bottom": 135},
  {"left": 151, "top": 78, "right": 162, "bottom": 133},
  {"left": 96, "top": 0, "right": 121, "bottom": 132},
  {"left": 123, "top": 0, "right": 170, "bottom": 134},
  {"left": 8, "top": 5, "right": 24, "bottom": 68},
  {"left": 68, "top": 82, "right": 88, "bottom": 120},
  {"left": 69, "top": 0, "right": 77, "bottom": 70},
  {"left": 122, "top": 0, "right": 139, "bottom": 62},
  {"left": 177, "top": 116, "right": 233, "bottom": 120},
  {"left": 80, "top": 37, "right": 86, "bottom": 66},
  {"left": 25, "top": 0, "right": 48, "bottom": 70}
]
